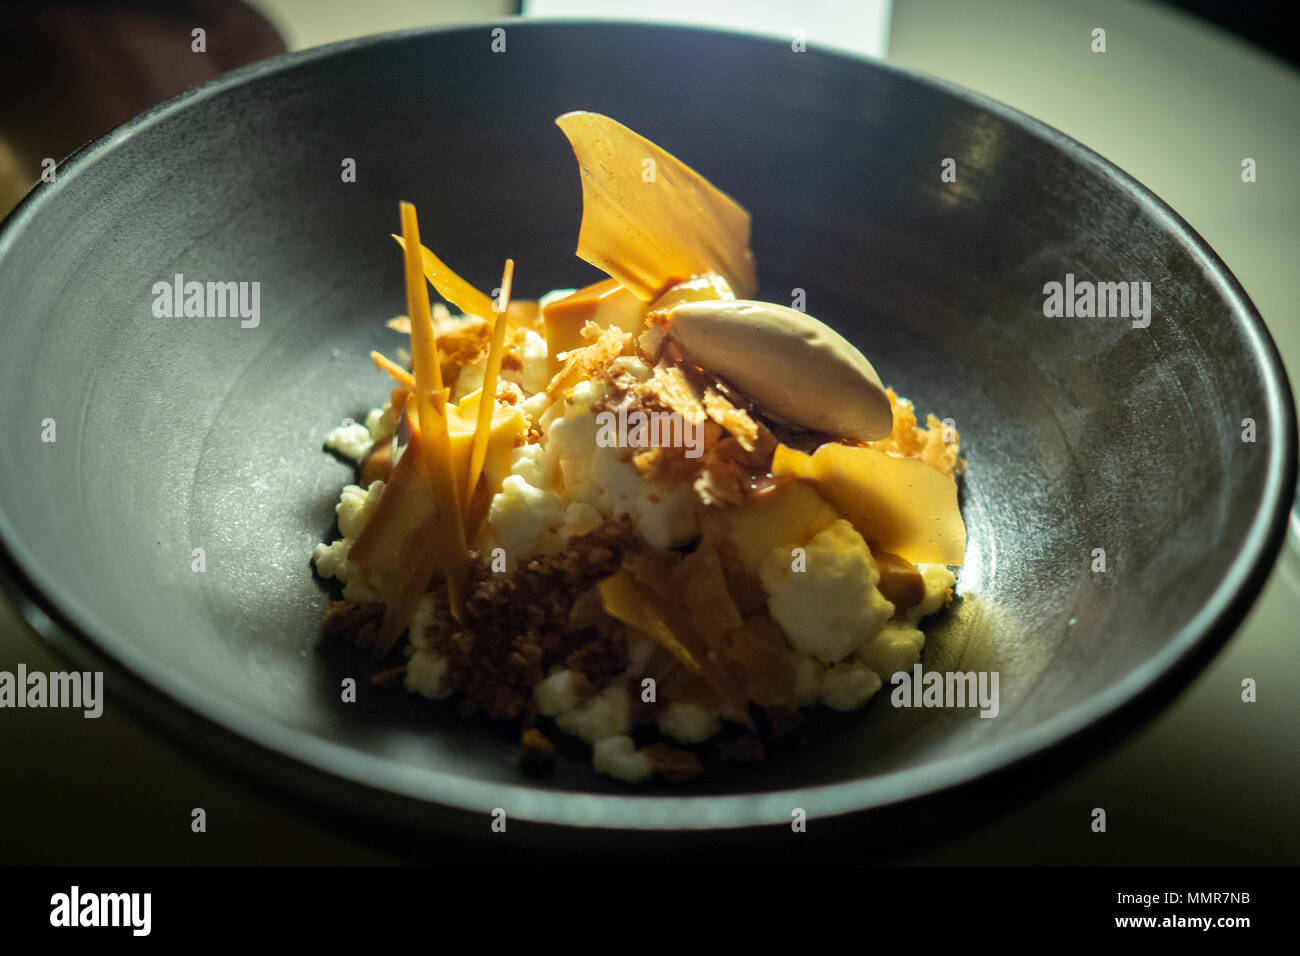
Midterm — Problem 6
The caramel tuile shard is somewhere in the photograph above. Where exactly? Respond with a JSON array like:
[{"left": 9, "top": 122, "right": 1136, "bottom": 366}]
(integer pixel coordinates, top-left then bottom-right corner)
[
  {"left": 392, "top": 233, "right": 496, "bottom": 321},
  {"left": 771, "top": 442, "right": 966, "bottom": 566},
  {"left": 466, "top": 258, "right": 514, "bottom": 518},
  {"left": 555, "top": 111, "right": 757, "bottom": 301},
  {"left": 399, "top": 201, "right": 470, "bottom": 619},
  {"left": 371, "top": 350, "right": 414, "bottom": 388}
]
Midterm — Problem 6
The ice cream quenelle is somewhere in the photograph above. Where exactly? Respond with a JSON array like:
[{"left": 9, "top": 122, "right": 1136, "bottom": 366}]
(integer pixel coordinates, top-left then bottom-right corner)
[
  {"left": 662, "top": 298, "right": 894, "bottom": 442},
  {"left": 312, "top": 111, "right": 967, "bottom": 782}
]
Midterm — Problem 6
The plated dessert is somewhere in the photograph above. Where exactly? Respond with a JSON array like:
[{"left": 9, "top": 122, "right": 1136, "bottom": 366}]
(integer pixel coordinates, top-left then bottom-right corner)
[{"left": 312, "top": 112, "right": 967, "bottom": 782}]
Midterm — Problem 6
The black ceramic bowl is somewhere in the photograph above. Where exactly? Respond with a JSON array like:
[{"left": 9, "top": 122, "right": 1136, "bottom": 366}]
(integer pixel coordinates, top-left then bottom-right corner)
[{"left": 0, "top": 22, "right": 1293, "bottom": 840}]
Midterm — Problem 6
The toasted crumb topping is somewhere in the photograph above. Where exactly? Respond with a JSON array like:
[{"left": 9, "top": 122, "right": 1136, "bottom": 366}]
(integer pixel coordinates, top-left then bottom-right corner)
[
  {"left": 436, "top": 518, "right": 639, "bottom": 720},
  {"left": 870, "top": 388, "right": 965, "bottom": 477},
  {"left": 322, "top": 600, "right": 386, "bottom": 654},
  {"left": 642, "top": 743, "right": 704, "bottom": 782}
]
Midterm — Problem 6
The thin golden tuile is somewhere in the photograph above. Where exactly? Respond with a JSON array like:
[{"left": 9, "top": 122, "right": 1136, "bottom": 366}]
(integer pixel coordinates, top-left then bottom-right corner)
[
  {"left": 399, "top": 202, "right": 469, "bottom": 619},
  {"left": 465, "top": 258, "right": 513, "bottom": 518},
  {"left": 598, "top": 572, "right": 702, "bottom": 675},
  {"left": 771, "top": 442, "right": 966, "bottom": 566},
  {"left": 554, "top": 111, "right": 757, "bottom": 301},
  {"left": 370, "top": 350, "right": 414, "bottom": 388},
  {"left": 392, "top": 234, "right": 495, "bottom": 321}
]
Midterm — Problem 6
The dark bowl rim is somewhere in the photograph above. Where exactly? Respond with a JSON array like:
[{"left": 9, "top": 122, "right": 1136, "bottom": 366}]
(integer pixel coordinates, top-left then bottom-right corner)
[{"left": 0, "top": 19, "right": 1295, "bottom": 831}]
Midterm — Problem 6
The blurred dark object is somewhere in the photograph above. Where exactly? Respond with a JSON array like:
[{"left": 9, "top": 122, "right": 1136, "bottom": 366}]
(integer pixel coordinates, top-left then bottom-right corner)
[
  {"left": 0, "top": 0, "right": 285, "bottom": 212},
  {"left": 1157, "top": 0, "right": 1298, "bottom": 68}
]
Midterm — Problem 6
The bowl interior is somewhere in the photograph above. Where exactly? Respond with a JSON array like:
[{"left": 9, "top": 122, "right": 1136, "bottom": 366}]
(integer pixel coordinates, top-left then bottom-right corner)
[{"left": 0, "top": 23, "right": 1291, "bottom": 826}]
